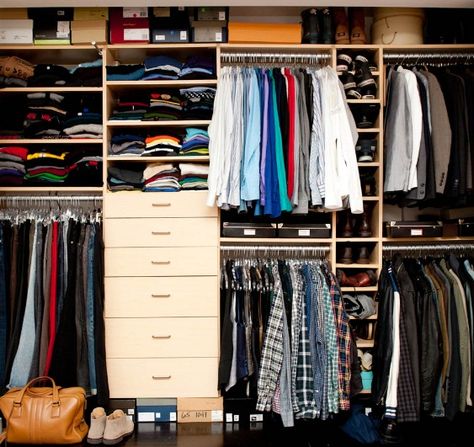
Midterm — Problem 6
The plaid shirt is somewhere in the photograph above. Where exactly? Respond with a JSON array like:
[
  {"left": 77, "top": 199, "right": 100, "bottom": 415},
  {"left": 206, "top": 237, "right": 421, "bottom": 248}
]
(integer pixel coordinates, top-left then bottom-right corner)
[
  {"left": 290, "top": 264, "right": 304, "bottom": 413},
  {"left": 319, "top": 268, "right": 339, "bottom": 419},
  {"left": 330, "top": 272, "right": 352, "bottom": 411},
  {"left": 295, "top": 264, "right": 317, "bottom": 419},
  {"left": 257, "top": 264, "right": 285, "bottom": 412}
]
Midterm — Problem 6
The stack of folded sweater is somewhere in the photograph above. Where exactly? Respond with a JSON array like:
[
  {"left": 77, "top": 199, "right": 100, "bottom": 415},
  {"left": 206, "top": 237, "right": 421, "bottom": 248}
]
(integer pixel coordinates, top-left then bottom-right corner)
[
  {"left": 181, "top": 128, "right": 209, "bottom": 156},
  {"left": 143, "top": 163, "right": 180, "bottom": 192},
  {"left": 62, "top": 112, "right": 102, "bottom": 139},
  {"left": 106, "top": 64, "right": 145, "bottom": 81},
  {"left": 67, "top": 150, "right": 103, "bottom": 186},
  {"left": 0, "top": 146, "right": 28, "bottom": 186},
  {"left": 179, "top": 163, "right": 208, "bottom": 190},
  {"left": 68, "top": 59, "right": 102, "bottom": 87},
  {"left": 25, "top": 150, "right": 69, "bottom": 184},
  {"left": 143, "top": 92, "right": 182, "bottom": 121},
  {"left": 143, "top": 134, "right": 182, "bottom": 157},
  {"left": 23, "top": 93, "right": 66, "bottom": 138},
  {"left": 28, "top": 64, "right": 71, "bottom": 86},
  {"left": 109, "top": 133, "right": 146, "bottom": 156},
  {"left": 108, "top": 165, "right": 144, "bottom": 191},
  {"left": 179, "top": 55, "right": 216, "bottom": 79},
  {"left": 110, "top": 95, "right": 149, "bottom": 121},
  {"left": 142, "top": 55, "right": 182, "bottom": 81},
  {"left": 180, "top": 87, "right": 216, "bottom": 120}
]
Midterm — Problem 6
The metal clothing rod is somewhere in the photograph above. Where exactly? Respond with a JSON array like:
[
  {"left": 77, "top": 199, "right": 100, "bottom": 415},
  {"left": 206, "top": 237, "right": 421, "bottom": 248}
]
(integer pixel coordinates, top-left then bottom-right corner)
[
  {"left": 221, "top": 245, "right": 330, "bottom": 252},
  {"left": 384, "top": 52, "right": 474, "bottom": 60},
  {"left": 221, "top": 52, "right": 331, "bottom": 64},
  {"left": 0, "top": 195, "right": 102, "bottom": 202},
  {"left": 383, "top": 244, "right": 474, "bottom": 251}
]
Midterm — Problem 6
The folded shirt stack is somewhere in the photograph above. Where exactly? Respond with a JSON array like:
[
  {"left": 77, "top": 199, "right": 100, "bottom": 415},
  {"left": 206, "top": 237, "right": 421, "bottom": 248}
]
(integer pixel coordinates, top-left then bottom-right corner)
[
  {"left": 27, "top": 64, "right": 71, "bottom": 87},
  {"left": 179, "top": 163, "right": 208, "bottom": 190},
  {"left": 25, "top": 150, "right": 69, "bottom": 184},
  {"left": 67, "top": 150, "right": 103, "bottom": 186},
  {"left": 109, "top": 133, "right": 146, "bottom": 156},
  {"left": 0, "top": 146, "right": 28, "bottom": 186},
  {"left": 142, "top": 55, "right": 182, "bottom": 81},
  {"left": 62, "top": 112, "right": 103, "bottom": 139},
  {"left": 108, "top": 165, "right": 144, "bottom": 191},
  {"left": 143, "top": 162, "right": 180, "bottom": 192},
  {"left": 106, "top": 64, "right": 145, "bottom": 81},
  {"left": 181, "top": 128, "right": 209, "bottom": 156},
  {"left": 180, "top": 87, "right": 216, "bottom": 120},
  {"left": 143, "top": 92, "right": 182, "bottom": 121},
  {"left": 143, "top": 134, "right": 182, "bottom": 157},
  {"left": 68, "top": 59, "right": 103, "bottom": 87},
  {"left": 110, "top": 97, "right": 149, "bottom": 121},
  {"left": 23, "top": 92, "right": 66, "bottom": 138},
  {"left": 179, "top": 55, "right": 216, "bottom": 79}
]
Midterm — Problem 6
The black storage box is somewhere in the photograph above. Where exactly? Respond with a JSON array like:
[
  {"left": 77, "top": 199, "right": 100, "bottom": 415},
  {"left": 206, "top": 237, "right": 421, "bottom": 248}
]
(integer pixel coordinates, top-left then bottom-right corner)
[
  {"left": 458, "top": 219, "right": 474, "bottom": 236},
  {"left": 224, "top": 398, "right": 264, "bottom": 424},
  {"left": 222, "top": 222, "right": 277, "bottom": 238},
  {"left": 28, "top": 8, "right": 74, "bottom": 21},
  {"left": 150, "top": 17, "right": 189, "bottom": 43},
  {"left": 108, "top": 398, "right": 137, "bottom": 423},
  {"left": 33, "top": 20, "right": 71, "bottom": 43},
  {"left": 385, "top": 220, "right": 443, "bottom": 238},
  {"left": 278, "top": 223, "right": 331, "bottom": 238}
]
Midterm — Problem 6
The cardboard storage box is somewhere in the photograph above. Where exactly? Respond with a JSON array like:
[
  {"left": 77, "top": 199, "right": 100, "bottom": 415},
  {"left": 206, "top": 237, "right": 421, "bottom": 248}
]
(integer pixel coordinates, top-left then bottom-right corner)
[
  {"left": 74, "top": 7, "right": 108, "bottom": 21},
  {"left": 137, "top": 398, "right": 177, "bottom": 423},
  {"left": 191, "top": 21, "right": 227, "bottom": 43},
  {"left": 0, "top": 20, "right": 33, "bottom": 44},
  {"left": 228, "top": 22, "right": 301, "bottom": 44},
  {"left": 0, "top": 9, "right": 29, "bottom": 19},
  {"left": 110, "top": 8, "right": 149, "bottom": 44},
  {"left": 177, "top": 397, "right": 223, "bottom": 423},
  {"left": 71, "top": 20, "right": 107, "bottom": 44},
  {"left": 108, "top": 398, "right": 136, "bottom": 423},
  {"left": 195, "top": 7, "right": 228, "bottom": 21},
  {"left": 34, "top": 21, "right": 70, "bottom": 45}
]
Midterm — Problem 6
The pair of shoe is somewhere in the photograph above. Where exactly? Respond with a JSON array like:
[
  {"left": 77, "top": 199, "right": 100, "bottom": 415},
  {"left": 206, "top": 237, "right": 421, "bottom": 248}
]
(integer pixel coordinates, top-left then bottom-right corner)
[
  {"left": 340, "top": 56, "right": 377, "bottom": 99},
  {"left": 339, "top": 246, "right": 371, "bottom": 264},
  {"left": 357, "top": 349, "right": 373, "bottom": 370},
  {"left": 356, "top": 139, "right": 376, "bottom": 162},
  {"left": 301, "top": 8, "right": 333, "bottom": 44},
  {"left": 360, "top": 172, "right": 377, "bottom": 196},
  {"left": 336, "top": 269, "right": 377, "bottom": 287},
  {"left": 340, "top": 205, "right": 372, "bottom": 237},
  {"left": 88, "top": 407, "right": 134, "bottom": 445},
  {"left": 333, "top": 7, "right": 367, "bottom": 44},
  {"left": 351, "top": 103, "right": 381, "bottom": 128}
]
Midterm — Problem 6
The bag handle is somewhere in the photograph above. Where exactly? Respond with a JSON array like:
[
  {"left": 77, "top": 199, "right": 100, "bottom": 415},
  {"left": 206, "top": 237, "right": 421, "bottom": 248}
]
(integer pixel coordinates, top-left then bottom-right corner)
[{"left": 12, "top": 376, "right": 61, "bottom": 419}]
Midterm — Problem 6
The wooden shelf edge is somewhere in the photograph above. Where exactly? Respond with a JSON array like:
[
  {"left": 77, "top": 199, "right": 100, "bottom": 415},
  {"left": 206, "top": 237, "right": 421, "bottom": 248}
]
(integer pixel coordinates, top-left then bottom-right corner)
[
  {"left": 335, "top": 263, "right": 379, "bottom": 269},
  {"left": 0, "top": 139, "right": 103, "bottom": 144},
  {"left": 382, "top": 236, "right": 474, "bottom": 242},
  {"left": 106, "top": 80, "right": 217, "bottom": 87},
  {"left": 107, "top": 156, "right": 209, "bottom": 162},
  {"left": 220, "top": 237, "right": 333, "bottom": 244},
  {"left": 341, "top": 286, "right": 378, "bottom": 292},
  {"left": 106, "top": 120, "right": 211, "bottom": 127},
  {"left": 0, "top": 187, "right": 103, "bottom": 192}
]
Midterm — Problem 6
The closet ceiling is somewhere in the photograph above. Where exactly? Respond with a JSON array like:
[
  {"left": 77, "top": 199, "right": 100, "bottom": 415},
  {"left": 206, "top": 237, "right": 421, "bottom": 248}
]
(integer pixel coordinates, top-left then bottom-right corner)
[{"left": 1, "top": 0, "right": 473, "bottom": 7}]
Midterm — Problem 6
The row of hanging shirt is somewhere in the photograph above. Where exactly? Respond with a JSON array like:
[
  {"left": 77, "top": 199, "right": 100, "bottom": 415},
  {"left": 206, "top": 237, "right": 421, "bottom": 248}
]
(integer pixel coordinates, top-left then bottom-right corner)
[
  {"left": 374, "top": 251, "right": 474, "bottom": 423},
  {"left": 207, "top": 64, "right": 363, "bottom": 217},
  {"left": 384, "top": 63, "right": 474, "bottom": 207},
  {"left": 219, "top": 256, "right": 360, "bottom": 427},
  {"left": 0, "top": 203, "right": 109, "bottom": 406}
]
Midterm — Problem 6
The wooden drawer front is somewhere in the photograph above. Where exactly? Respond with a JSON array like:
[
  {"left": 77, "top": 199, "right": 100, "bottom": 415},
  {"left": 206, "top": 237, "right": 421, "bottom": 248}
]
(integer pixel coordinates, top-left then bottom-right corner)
[
  {"left": 107, "top": 358, "right": 218, "bottom": 398},
  {"left": 105, "top": 276, "right": 218, "bottom": 317},
  {"left": 104, "top": 218, "right": 218, "bottom": 248},
  {"left": 105, "top": 317, "right": 218, "bottom": 358},
  {"left": 104, "top": 247, "right": 217, "bottom": 277},
  {"left": 104, "top": 191, "right": 217, "bottom": 218}
]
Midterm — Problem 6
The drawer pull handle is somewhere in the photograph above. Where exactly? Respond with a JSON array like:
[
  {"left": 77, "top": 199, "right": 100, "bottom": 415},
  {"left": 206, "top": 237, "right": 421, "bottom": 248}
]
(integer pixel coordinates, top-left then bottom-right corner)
[
  {"left": 151, "top": 260, "right": 171, "bottom": 265},
  {"left": 152, "top": 203, "right": 171, "bottom": 207},
  {"left": 152, "top": 375, "right": 171, "bottom": 380},
  {"left": 151, "top": 294, "right": 171, "bottom": 298},
  {"left": 152, "top": 335, "right": 172, "bottom": 339},
  {"left": 151, "top": 231, "right": 171, "bottom": 236}
]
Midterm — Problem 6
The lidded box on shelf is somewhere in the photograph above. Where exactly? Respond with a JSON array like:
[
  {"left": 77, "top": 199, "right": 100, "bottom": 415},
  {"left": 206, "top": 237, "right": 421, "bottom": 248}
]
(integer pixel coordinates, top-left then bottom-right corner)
[
  {"left": 228, "top": 22, "right": 301, "bottom": 44},
  {"left": 150, "top": 7, "right": 190, "bottom": 43},
  {"left": 384, "top": 220, "right": 443, "bottom": 238},
  {"left": 0, "top": 20, "right": 33, "bottom": 44},
  {"left": 109, "top": 7, "right": 149, "bottom": 44},
  {"left": 71, "top": 20, "right": 107, "bottom": 44},
  {"left": 371, "top": 7, "right": 425, "bottom": 45}
]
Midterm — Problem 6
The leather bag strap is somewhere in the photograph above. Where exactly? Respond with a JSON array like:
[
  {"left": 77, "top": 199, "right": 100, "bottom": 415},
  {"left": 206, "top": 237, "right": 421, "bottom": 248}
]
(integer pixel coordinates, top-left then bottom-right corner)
[{"left": 12, "top": 376, "right": 60, "bottom": 418}]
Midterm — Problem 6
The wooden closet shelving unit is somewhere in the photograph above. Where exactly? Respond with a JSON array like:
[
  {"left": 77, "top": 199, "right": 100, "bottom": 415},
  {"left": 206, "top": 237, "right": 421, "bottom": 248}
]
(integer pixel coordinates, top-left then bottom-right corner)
[{"left": 1, "top": 42, "right": 474, "bottom": 399}]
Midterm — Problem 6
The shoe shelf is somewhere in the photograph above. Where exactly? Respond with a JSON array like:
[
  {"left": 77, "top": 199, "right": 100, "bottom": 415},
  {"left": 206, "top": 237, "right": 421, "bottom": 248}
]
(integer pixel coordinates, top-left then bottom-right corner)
[
  {"left": 362, "top": 196, "right": 380, "bottom": 201},
  {"left": 356, "top": 338, "right": 375, "bottom": 348},
  {"left": 357, "top": 128, "right": 379, "bottom": 133},
  {"left": 341, "top": 286, "right": 378, "bottom": 293},
  {"left": 347, "top": 99, "right": 381, "bottom": 104},
  {"left": 349, "top": 314, "right": 378, "bottom": 320},
  {"left": 335, "top": 263, "right": 379, "bottom": 269}
]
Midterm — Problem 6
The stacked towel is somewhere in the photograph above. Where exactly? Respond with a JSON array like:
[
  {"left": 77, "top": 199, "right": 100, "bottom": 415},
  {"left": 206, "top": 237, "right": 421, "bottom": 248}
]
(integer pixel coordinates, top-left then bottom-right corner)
[
  {"left": 181, "top": 128, "right": 209, "bottom": 156},
  {"left": 0, "top": 146, "right": 28, "bottom": 186},
  {"left": 179, "top": 163, "right": 208, "bottom": 190},
  {"left": 143, "top": 163, "right": 180, "bottom": 192}
]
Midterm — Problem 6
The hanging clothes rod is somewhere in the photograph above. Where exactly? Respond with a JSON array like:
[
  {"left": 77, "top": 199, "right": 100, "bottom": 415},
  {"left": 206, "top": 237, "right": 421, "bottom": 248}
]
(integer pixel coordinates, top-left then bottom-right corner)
[
  {"left": 221, "top": 52, "right": 331, "bottom": 63},
  {"left": 383, "top": 52, "right": 474, "bottom": 60},
  {"left": 221, "top": 245, "right": 330, "bottom": 252},
  {"left": 383, "top": 244, "right": 474, "bottom": 252},
  {"left": 0, "top": 195, "right": 102, "bottom": 202}
]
